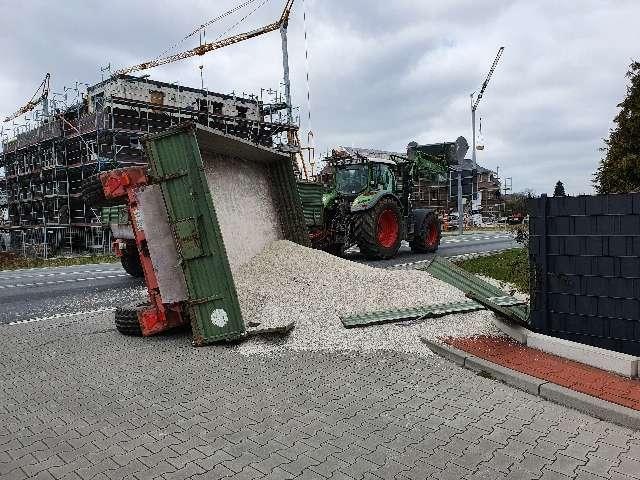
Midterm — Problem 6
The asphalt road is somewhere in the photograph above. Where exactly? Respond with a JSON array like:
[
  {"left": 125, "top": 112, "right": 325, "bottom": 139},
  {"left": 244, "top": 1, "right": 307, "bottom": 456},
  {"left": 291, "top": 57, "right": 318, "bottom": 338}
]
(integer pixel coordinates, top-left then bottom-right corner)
[
  {"left": 0, "top": 232, "right": 517, "bottom": 324},
  {"left": 0, "top": 263, "right": 146, "bottom": 324},
  {"left": 352, "top": 231, "right": 519, "bottom": 268}
]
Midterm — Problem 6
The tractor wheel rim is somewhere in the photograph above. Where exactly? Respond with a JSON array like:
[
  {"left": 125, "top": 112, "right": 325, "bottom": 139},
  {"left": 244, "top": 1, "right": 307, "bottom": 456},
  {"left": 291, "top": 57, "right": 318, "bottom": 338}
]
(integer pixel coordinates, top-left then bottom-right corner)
[
  {"left": 426, "top": 223, "right": 438, "bottom": 247},
  {"left": 377, "top": 209, "right": 399, "bottom": 248}
]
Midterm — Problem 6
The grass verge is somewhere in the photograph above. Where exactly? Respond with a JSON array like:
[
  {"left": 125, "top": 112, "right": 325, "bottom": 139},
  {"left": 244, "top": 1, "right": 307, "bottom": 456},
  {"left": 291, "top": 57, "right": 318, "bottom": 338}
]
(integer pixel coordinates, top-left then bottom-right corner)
[
  {"left": 0, "top": 252, "right": 119, "bottom": 271},
  {"left": 455, "top": 248, "right": 529, "bottom": 294}
]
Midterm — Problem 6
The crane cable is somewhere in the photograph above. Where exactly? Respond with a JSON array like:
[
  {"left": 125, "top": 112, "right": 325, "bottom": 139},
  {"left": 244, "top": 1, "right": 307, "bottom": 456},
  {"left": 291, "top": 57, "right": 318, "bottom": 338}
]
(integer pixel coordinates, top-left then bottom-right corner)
[
  {"left": 154, "top": 0, "right": 260, "bottom": 61},
  {"left": 3, "top": 73, "right": 50, "bottom": 123},
  {"left": 213, "top": 0, "right": 272, "bottom": 42},
  {"left": 302, "top": 0, "right": 313, "bottom": 160}
]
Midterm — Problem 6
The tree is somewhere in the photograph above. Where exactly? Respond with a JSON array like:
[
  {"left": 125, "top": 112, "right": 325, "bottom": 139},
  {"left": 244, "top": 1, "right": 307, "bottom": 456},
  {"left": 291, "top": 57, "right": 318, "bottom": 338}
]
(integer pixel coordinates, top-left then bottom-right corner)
[
  {"left": 594, "top": 61, "right": 640, "bottom": 193},
  {"left": 553, "top": 181, "right": 566, "bottom": 197},
  {"left": 504, "top": 189, "right": 536, "bottom": 216}
]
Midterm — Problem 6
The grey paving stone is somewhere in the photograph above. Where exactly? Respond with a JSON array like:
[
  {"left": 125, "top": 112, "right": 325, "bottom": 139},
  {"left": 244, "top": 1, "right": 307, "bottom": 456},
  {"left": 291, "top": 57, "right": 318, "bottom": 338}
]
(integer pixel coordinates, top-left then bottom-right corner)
[
  {"left": 195, "top": 449, "right": 235, "bottom": 470},
  {"left": 503, "top": 467, "right": 541, "bottom": 480},
  {"left": 579, "top": 453, "right": 620, "bottom": 477},
  {"left": 561, "top": 441, "right": 598, "bottom": 461},
  {"left": 465, "top": 466, "right": 506, "bottom": 480},
  {"left": 510, "top": 453, "right": 553, "bottom": 476},
  {"left": 134, "top": 460, "right": 178, "bottom": 479},
  {"left": 612, "top": 457, "right": 640, "bottom": 479},
  {"left": 531, "top": 439, "right": 562, "bottom": 460},
  {"left": 280, "top": 454, "right": 320, "bottom": 476},
  {"left": 573, "top": 470, "right": 610, "bottom": 480},
  {"left": 309, "top": 455, "right": 350, "bottom": 477},
  {"left": 500, "top": 438, "right": 531, "bottom": 460},
  {"left": 399, "top": 462, "right": 440, "bottom": 480},
  {"left": 226, "top": 466, "right": 265, "bottom": 480},
  {"left": 372, "top": 456, "right": 414, "bottom": 478},
  {"left": 486, "top": 426, "right": 517, "bottom": 446},
  {"left": 592, "top": 440, "right": 627, "bottom": 460},
  {"left": 547, "top": 453, "right": 585, "bottom": 477},
  {"left": 361, "top": 445, "right": 396, "bottom": 467},
  {"left": 625, "top": 444, "right": 640, "bottom": 461},
  {"left": 3, "top": 314, "right": 640, "bottom": 480},
  {"left": 539, "top": 468, "right": 572, "bottom": 480},
  {"left": 488, "top": 451, "right": 517, "bottom": 474},
  {"left": 338, "top": 457, "right": 378, "bottom": 479}
]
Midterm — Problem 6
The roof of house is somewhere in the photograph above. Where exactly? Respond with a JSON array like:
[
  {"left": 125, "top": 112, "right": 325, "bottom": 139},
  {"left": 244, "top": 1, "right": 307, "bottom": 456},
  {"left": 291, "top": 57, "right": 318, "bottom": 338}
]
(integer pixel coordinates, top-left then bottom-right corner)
[{"left": 335, "top": 146, "right": 405, "bottom": 161}]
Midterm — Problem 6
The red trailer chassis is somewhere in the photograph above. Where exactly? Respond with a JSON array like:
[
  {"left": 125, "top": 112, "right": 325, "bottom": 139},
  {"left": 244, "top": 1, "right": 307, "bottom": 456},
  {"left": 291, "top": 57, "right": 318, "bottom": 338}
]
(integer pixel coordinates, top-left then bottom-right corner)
[{"left": 99, "top": 167, "right": 189, "bottom": 336}]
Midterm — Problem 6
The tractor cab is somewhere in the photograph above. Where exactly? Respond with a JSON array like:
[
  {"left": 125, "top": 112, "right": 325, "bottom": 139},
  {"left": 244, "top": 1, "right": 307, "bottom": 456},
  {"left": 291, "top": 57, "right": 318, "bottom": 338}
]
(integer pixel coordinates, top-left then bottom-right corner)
[{"left": 329, "top": 157, "right": 397, "bottom": 206}]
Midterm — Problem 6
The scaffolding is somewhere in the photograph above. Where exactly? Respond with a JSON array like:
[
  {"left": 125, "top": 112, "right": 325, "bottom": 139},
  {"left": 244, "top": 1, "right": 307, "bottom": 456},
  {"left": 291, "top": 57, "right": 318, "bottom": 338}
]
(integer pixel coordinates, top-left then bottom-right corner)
[{"left": 0, "top": 74, "right": 297, "bottom": 258}]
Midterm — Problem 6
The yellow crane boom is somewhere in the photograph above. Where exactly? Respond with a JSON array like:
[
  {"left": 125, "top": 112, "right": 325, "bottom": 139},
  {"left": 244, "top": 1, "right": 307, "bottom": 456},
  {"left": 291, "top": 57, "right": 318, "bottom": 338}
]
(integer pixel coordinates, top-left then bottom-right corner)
[
  {"left": 3, "top": 73, "right": 50, "bottom": 123},
  {"left": 115, "top": 0, "right": 295, "bottom": 76}
]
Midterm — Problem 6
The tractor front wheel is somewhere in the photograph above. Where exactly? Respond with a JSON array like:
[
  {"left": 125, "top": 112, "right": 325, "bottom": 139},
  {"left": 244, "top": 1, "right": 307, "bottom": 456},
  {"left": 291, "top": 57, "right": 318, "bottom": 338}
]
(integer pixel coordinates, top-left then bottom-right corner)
[
  {"left": 355, "top": 197, "right": 402, "bottom": 260},
  {"left": 410, "top": 212, "right": 441, "bottom": 253}
]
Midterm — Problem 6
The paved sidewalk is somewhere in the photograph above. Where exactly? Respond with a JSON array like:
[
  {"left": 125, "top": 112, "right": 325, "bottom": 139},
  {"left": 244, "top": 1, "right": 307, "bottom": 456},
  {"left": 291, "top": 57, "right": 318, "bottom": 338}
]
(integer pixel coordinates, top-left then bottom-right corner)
[{"left": 1, "top": 313, "right": 640, "bottom": 480}]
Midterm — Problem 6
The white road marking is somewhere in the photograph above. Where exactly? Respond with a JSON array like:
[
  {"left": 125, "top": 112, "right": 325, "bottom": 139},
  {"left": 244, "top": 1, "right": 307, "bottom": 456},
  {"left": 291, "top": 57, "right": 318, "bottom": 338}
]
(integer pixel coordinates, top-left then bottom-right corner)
[
  {"left": 0, "top": 262, "right": 118, "bottom": 274},
  {"left": 441, "top": 234, "right": 512, "bottom": 244},
  {"left": 0, "top": 268, "right": 123, "bottom": 281},
  {"left": 0, "top": 274, "right": 129, "bottom": 289},
  {"left": 6, "top": 307, "right": 117, "bottom": 326}
]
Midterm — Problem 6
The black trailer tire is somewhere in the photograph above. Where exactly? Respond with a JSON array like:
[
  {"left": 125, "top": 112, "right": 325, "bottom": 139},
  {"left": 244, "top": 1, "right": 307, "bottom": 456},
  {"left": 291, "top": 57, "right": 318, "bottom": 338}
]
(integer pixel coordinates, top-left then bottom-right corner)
[
  {"left": 81, "top": 174, "right": 120, "bottom": 208},
  {"left": 410, "top": 212, "right": 442, "bottom": 253},
  {"left": 120, "top": 248, "right": 144, "bottom": 278},
  {"left": 114, "top": 302, "right": 148, "bottom": 336},
  {"left": 354, "top": 197, "right": 402, "bottom": 260}
]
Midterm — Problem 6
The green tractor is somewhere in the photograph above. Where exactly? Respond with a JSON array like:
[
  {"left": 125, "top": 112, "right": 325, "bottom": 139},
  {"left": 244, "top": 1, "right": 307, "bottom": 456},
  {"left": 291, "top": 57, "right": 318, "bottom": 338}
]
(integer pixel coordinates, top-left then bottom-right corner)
[{"left": 303, "top": 151, "right": 443, "bottom": 260}]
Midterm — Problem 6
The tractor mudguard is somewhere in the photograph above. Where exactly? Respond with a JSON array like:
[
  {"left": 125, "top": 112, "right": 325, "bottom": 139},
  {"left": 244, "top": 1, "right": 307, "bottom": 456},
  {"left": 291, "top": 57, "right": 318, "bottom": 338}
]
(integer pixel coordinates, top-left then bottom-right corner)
[{"left": 350, "top": 191, "right": 402, "bottom": 213}]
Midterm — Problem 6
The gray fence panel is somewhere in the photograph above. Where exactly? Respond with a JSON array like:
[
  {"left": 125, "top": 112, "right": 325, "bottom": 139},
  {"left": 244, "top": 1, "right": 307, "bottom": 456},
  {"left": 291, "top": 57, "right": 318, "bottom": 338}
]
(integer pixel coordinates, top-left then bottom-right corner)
[{"left": 528, "top": 193, "right": 640, "bottom": 355}]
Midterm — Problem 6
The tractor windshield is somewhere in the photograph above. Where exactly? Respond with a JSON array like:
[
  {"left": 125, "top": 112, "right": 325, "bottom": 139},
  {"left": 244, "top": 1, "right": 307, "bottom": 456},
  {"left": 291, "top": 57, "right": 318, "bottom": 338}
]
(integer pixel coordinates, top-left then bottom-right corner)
[{"left": 335, "top": 165, "right": 368, "bottom": 195}]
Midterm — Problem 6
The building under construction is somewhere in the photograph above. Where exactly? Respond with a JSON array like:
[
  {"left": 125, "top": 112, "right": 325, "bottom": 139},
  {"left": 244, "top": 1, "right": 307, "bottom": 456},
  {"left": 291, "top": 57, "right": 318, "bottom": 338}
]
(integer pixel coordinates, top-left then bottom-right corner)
[{"left": 0, "top": 74, "right": 296, "bottom": 256}]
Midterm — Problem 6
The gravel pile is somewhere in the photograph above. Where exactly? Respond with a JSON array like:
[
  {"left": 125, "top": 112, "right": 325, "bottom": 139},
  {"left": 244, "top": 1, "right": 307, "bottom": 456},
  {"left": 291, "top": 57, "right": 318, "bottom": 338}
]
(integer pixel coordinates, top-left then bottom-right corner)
[{"left": 233, "top": 240, "right": 500, "bottom": 356}]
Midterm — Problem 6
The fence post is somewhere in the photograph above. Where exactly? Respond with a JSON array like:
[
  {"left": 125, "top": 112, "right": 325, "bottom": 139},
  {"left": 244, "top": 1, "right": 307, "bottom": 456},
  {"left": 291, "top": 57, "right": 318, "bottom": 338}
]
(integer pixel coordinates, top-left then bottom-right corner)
[{"left": 539, "top": 194, "right": 549, "bottom": 331}]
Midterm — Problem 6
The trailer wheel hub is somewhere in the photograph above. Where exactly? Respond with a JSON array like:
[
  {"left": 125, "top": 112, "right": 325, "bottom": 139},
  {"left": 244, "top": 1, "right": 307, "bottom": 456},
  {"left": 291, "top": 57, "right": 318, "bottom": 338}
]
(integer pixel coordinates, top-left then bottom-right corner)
[{"left": 377, "top": 209, "right": 399, "bottom": 248}]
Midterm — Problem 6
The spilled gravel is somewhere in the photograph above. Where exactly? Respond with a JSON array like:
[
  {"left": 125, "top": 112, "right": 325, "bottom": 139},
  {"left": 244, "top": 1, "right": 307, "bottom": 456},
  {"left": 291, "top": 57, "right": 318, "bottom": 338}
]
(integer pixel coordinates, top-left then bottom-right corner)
[{"left": 234, "top": 241, "right": 500, "bottom": 356}]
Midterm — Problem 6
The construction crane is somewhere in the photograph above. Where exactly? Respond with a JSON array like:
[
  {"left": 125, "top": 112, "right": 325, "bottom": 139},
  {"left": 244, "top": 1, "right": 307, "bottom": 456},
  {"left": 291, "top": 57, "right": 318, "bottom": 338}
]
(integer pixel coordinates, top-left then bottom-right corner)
[
  {"left": 115, "top": 0, "right": 297, "bottom": 147},
  {"left": 470, "top": 46, "right": 504, "bottom": 167},
  {"left": 3, "top": 73, "right": 51, "bottom": 123},
  {"left": 115, "top": 0, "right": 295, "bottom": 77}
]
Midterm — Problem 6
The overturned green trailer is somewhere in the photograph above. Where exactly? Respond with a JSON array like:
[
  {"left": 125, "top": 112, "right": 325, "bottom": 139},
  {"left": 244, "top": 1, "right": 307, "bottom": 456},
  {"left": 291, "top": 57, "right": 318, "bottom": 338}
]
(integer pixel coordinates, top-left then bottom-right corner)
[{"left": 99, "top": 123, "right": 308, "bottom": 345}]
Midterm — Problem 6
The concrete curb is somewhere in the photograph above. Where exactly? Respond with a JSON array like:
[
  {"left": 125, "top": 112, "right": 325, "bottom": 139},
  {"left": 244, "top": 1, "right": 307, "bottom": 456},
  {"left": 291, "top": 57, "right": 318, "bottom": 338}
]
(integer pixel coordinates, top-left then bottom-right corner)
[
  {"left": 540, "top": 383, "right": 640, "bottom": 430},
  {"left": 464, "top": 356, "right": 544, "bottom": 396},
  {"left": 492, "top": 317, "right": 640, "bottom": 378},
  {"left": 420, "top": 337, "right": 640, "bottom": 430}
]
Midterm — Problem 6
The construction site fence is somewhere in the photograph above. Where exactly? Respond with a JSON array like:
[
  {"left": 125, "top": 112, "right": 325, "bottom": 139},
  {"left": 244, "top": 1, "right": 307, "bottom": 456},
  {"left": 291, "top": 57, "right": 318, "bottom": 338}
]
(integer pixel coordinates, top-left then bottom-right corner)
[
  {"left": 528, "top": 193, "right": 640, "bottom": 355},
  {"left": 0, "top": 225, "right": 113, "bottom": 259}
]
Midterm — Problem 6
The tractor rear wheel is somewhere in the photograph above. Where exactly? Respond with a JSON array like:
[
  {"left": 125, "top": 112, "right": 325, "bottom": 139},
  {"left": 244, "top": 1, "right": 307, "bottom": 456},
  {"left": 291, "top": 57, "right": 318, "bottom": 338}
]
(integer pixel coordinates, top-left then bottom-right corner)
[
  {"left": 355, "top": 197, "right": 402, "bottom": 260},
  {"left": 410, "top": 212, "right": 441, "bottom": 253},
  {"left": 120, "top": 248, "right": 144, "bottom": 278},
  {"left": 114, "top": 302, "right": 148, "bottom": 336}
]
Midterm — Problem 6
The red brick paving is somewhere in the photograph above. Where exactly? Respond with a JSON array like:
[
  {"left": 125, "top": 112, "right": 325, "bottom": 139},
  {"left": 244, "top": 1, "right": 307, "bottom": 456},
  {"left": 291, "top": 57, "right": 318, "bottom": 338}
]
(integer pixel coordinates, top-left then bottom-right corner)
[{"left": 444, "top": 335, "right": 640, "bottom": 411}]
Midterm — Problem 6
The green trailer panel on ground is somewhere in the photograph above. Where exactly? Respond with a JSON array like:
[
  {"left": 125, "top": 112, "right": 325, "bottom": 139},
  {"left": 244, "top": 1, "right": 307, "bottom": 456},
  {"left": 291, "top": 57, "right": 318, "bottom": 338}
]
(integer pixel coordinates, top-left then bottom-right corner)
[{"left": 424, "top": 256, "right": 529, "bottom": 324}]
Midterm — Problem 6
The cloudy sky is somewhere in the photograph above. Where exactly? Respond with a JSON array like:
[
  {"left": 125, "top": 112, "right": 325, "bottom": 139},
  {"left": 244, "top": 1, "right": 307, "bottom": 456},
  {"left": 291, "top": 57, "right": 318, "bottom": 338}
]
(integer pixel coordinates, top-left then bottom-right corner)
[{"left": 1, "top": 0, "right": 638, "bottom": 194}]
